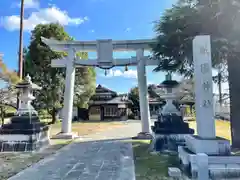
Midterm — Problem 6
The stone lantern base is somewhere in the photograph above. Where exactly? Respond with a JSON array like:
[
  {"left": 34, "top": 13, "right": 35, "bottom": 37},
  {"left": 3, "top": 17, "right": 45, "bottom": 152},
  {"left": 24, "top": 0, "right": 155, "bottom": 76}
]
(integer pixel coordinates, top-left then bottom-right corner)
[
  {"left": 0, "top": 116, "right": 50, "bottom": 152},
  {"left": 150, "top": 114, "right": 194, "bottom": 152}
]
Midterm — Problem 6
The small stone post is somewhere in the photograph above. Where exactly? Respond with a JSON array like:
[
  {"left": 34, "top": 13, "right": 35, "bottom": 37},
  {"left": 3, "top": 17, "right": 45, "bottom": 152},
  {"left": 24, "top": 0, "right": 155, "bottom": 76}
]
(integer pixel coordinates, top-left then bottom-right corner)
[{"left": 196, "top": 153, "right": 209, "bottom": 180}]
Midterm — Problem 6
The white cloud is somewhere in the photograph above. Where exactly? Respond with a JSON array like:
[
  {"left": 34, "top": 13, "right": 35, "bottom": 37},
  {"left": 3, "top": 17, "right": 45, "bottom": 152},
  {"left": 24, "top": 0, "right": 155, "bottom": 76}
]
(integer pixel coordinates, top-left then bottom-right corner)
[
  {"left": 104, "top": 69, "right": 137, "bottom": 79},
  {"left": 89, "top": 29, "right": 95, "bottom": 33},
  {"left": 19, "top": 0, "right": 40, "bottom": 9},
  {"left": 1, "top": 6, "right": 88, "bottom": 31}
]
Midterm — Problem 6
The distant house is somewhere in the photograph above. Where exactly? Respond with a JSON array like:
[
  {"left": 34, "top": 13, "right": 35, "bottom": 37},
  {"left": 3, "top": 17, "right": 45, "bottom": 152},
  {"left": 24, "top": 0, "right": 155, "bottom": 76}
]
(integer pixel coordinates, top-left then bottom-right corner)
[
  {"left": 88, "top": 85, "right": 131, "bottom": 121},
  {"left": 58, "top": 84, "right": 166, "bottom": 121},
  {"left": 149, "top": 97, "right": 164, "bottom": 118}
]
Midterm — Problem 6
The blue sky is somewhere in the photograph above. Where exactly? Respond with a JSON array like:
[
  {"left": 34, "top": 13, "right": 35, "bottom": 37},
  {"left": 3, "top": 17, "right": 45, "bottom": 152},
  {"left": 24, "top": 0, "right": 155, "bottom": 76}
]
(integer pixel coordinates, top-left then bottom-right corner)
[{"left": 0, "top": 0, "right": 227, "bottom": 94}]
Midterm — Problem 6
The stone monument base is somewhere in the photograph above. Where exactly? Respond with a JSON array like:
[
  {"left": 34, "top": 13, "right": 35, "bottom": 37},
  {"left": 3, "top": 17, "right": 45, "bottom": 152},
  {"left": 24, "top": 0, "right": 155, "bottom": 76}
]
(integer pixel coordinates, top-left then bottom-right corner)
[
  {"left": 0, "top": 116, "right": 50, "bottom": 152},
  {"left": 133, "top": 132, "right": 153, "bottom": 140},
  {"left": 185, "top": 135, "right": 231, "bottom": 155},
  {"left": 0, "top": 128, "right": 50, "bottom": 152},
  {"left": 178, "top": 146, "right": 240, "bottom": 179},
  {"left": 51, "top": 132, "right": 79, "bottom": 139},
  {"left": 178, "top": 135, "right": 240, "bottom": 179},
  {"left": 150, "top": 114, "right": 194, "bottom": 152},
  {"left": 150, "top": 133, "right": 190, "bottom": 152}
]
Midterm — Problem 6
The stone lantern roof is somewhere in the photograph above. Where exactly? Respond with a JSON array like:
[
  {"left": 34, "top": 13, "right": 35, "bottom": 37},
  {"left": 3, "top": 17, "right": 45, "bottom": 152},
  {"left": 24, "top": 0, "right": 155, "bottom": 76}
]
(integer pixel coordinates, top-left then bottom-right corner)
[
  {"left": 158, "top": 73, "right": 179, "bottom": 89},
  {"left": 158, "top": 80, "right": 179, "bottom": 88},
  {"left": 15, "top": 74, "right": 41, "bottom": 90}
]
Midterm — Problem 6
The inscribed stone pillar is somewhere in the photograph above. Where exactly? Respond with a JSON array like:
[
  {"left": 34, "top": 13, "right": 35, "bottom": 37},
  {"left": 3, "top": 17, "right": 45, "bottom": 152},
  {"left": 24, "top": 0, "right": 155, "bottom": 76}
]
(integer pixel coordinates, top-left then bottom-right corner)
[{"left": 193, "top": 35, "right": 216, "bottom": 138}]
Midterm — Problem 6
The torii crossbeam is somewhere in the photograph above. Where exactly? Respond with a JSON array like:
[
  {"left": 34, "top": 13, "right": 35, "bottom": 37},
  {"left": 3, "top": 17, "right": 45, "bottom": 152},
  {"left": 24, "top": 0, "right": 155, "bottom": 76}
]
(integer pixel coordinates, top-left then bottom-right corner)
[{"left": 41, "top": 37, "right": 160, "bottom": 139}]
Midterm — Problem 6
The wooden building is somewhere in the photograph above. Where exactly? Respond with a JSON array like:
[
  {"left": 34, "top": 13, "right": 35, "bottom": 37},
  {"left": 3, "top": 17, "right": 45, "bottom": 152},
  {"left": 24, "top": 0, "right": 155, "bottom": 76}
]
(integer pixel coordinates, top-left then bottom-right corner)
[
  {"left": 58, "top": 85, "right": 165, "bottom": 121},
  {"left": 88, "top": 85, "right": 130, "bottom": 121},
  {"left": 149, "top": 97, "right": 165, "bottom": 118}
]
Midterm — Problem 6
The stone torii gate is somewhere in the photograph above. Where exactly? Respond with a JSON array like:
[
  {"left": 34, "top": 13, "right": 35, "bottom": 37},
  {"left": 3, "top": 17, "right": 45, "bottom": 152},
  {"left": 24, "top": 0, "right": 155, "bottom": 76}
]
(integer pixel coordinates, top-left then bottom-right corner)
[{"left": 41, "top": 37, "right": 160, "bottom": 138}]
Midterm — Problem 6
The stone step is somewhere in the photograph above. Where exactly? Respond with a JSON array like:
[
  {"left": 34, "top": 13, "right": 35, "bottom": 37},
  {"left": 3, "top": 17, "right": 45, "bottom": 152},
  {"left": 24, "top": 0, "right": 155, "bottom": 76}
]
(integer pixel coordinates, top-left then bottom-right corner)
[
  {"left": 208, "top": 156, "right": 240, "bottom": 164},
  {"left": 209, "top": 166, "right": 240, "bottom": 179}
]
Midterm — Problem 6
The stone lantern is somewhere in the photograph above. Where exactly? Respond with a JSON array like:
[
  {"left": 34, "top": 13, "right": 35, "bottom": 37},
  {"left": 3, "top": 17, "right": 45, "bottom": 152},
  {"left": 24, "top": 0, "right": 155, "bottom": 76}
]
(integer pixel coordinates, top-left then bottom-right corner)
[
  {"left": 150, "top": 73, "right": 194, "bottom": 152},
  {"left": 0, "top": 75, "right": 50, "bottom": 152},
  {"left": 157, "top": 73, "right": 181, "bottom": 116},
  {"left": 15, "top": 74, "right": 41, "bottom": 116}
]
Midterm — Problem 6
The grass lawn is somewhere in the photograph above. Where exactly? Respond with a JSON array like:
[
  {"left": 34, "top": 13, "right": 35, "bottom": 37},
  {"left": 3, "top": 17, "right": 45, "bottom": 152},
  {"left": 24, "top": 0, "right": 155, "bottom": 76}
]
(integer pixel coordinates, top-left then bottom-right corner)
[
  {"left": 132, "top": 140, "right": 179, "bottom": 180},
  {"left": 188, "top": 119, "right": 231, "bottom": 141},
  {"left": 0, "top": 121, "right": 126, "bottom": 180}
]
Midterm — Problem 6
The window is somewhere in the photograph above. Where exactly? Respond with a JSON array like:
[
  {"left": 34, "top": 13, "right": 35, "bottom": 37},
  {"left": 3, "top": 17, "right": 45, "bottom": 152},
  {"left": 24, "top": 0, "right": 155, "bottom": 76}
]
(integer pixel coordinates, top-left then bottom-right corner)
[{"left": 104, "top": 106, "right": 117, "bottom": 116}]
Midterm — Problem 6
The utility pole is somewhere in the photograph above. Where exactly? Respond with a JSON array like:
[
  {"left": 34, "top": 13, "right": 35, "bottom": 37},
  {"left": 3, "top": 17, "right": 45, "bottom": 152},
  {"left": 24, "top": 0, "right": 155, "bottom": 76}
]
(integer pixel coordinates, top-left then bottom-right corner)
[
  {"left": 17, "top": 0, "right": 24, "bottom": 109},
  {"left": 18, "top": 0, "right": 24, "bottom": 80}
]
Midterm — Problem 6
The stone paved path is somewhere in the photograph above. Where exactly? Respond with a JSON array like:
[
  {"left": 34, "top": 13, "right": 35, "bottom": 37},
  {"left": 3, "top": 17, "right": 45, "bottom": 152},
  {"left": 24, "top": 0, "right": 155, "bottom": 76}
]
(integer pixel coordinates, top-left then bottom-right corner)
[{"left": 8, "top": 121, "right": 142, "bottom": 180}]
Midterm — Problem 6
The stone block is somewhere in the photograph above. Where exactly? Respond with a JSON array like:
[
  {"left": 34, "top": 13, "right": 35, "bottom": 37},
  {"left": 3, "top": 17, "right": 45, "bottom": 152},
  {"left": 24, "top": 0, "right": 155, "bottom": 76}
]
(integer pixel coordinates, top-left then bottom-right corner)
[
  {"left": 196, "top": 153, "right": 209, "bottom": 180},
  {"left": 152, "top": 114, "right": 194, "bottom": 134},
  {"left": 179, "top": 146, "right": 240, "bottom": 179},
  {"left": 185, "top": 135, "right": 230, "bottom": 155},
  {"left": 178, "top": 146, "right": 190, "bottom": 166},
  {"left": 210, "top": 167, "right": 240, "bottom": 179},
  {"left": 209, "top": 164, "right": 228, "bottom": 169},
  {"left": 0, "top": 129, "right": 50, "bottom": 152},
  {"left": 208, "top": 156, "right": 240, "bottom": 164},
  {"left": 226, "top": 164, "right": 240, "bottom": 169},
  {"left": 135, "top": 132, "right": 152, "bottom": 140},
  {"left": 51, "top": 132, "right": 79, "bottom": 139},
  {"left": 151, "top": 134, "right": 189, "bottom": 152},
  {"left": 168, "top": 167, "right": 181, "bottom": 178}
]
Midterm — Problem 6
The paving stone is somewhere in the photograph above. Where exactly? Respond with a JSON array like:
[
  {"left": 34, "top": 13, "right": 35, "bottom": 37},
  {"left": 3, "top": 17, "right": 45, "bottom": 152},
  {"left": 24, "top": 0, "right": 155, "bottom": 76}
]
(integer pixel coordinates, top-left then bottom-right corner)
[
  {"left": 79, "top": 173, "right": 96, "bottom": 180},
  {"left": 95, "top": 171, "right": 114, "bottom": 180},
  {"left": 65, "top": 170, "right": 83, "bottom": 179},
  {"left": 8, "top": 122, "right": 140, "bottom": 180},
  {"left": 73, "top": 162, "right": 86, "bottom": 170}
]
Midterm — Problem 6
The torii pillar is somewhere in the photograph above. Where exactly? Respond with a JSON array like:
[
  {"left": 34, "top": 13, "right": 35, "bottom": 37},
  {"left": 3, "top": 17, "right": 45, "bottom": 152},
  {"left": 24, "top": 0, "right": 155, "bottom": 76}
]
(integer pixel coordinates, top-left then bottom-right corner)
[
  {"left": 53, "top": 49, "right": 77, "bottom": 139},
  {"left": 62, "top": 49, "right": 76, "bottom": 135},
  {"left": 137, "top": 49, "right": 151, "bottom": 134}
]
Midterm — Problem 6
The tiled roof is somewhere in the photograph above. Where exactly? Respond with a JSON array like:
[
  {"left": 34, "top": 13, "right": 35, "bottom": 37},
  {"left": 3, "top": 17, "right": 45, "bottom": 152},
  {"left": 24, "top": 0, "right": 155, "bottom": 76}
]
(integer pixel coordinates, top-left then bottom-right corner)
[{"left": 96, "top": 84, "right": 117, "bottom": 95}]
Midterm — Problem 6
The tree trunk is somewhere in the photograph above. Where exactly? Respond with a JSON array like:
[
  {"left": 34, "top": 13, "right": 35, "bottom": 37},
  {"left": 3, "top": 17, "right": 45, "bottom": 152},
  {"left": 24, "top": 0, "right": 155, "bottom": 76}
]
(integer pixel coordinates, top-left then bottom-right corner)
[
  {"left": 227, "top": 57, "right": 240, "bottom": 148},
  {"left": 218, "top": 72, "right": 223, "bottom": 106},
  {"left": 51, "top": 108, "right": 58, "bottom": 124}
]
